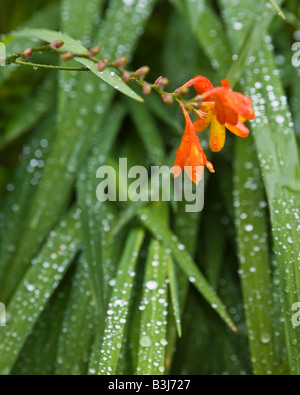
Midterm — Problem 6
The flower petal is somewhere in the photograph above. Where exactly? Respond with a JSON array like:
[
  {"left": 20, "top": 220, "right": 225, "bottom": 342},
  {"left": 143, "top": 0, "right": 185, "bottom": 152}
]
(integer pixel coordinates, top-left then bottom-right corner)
[
  {"left": 193, "top": 111, "right": 212, "bottom": 133},
  {"left": 179, "top": 75, "right": 214, "bottom": 99},
  {"left": 226, "top": 121, "right": 250, "bottom": 138},
  {"left": 209, "top": 116, "right": 226, "bottom": 152}
]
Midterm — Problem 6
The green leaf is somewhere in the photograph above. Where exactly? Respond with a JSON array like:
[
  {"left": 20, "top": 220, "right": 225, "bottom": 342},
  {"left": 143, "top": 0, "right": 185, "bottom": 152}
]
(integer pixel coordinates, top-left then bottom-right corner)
[
  {"left": 234, "top": 136, "right": 279, "bottom": 375},
  {"left": 0, "top": 207, "right": 81, "bottom": 375},
  {"left": 267, "top": 0, "right": 286, "bottom": 20},
  {"left": 167, "top": 257, "right": 182, "bottom": 338},
  {"left": 78, "top": 104, "right": 127, "bottom": 317},
  {"left": 220, "top": 0, "right": 300, "bottom": 375},
  {"left": 128, "top": 100, "right": 166, "bottom": 166},
  {"left": 138, "top": 207, "right": 237, "bottom": 333},
  {"left": 12, "top": 28, "right": 143, "bottom": 102},
  {"left": 97, "top": 228, "right": 145, "bottom": 375},
  {"left": 1, "top": 0, "right": 157, "bottom": 302},
  {"left": 136, "top": 240, "right": 169, "bottom": 375},
  {"left": 56, "top": 256, "right": 97, "bottom": 375},
  {"left": 0, "top": 75, "right": 56, "bottom": 149}
]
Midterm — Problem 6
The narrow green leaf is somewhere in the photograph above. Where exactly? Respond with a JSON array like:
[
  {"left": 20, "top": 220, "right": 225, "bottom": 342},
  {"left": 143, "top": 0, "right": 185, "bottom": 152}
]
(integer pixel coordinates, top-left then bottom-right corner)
[
  {"left": 138, "top": 207, "right": 237, "bottom": 332},
  {"left": 56, "top": 256, "right": 97, "bottom": 375},
  {"left": 267, "top": 0, "right": 286, "bottom": 20},
  {"left": 225, "top": 0, "right": 284, "bottom": 87},
  {"left": 234, "top": 136, "right": 279, "bottom": 375},
  {"left": 167, "top": 257, "right": 182, "bottom": 338},
  {"left": 12, "top": 28, "right": 143, "bottom": 102},
  {"left": 78, "top": 104, "right": 126, "bottom": 317},
  {"left": 0, "top": 75, "right": 56, "bottom": 149},
  {"left": 1, "top": 0, "right": 156, "bottom": 302},
  {"left": 136, "top": 240, "right": 168, "bottom": 375},
  {"left": 0, "top": 207, "right": 82, "bottom": 375},
  {"left": 128, "top": 100, "right": 166, "bottom": 166},
  {"left": 97, "top": 228, "right": 145, "bottom": 375}
]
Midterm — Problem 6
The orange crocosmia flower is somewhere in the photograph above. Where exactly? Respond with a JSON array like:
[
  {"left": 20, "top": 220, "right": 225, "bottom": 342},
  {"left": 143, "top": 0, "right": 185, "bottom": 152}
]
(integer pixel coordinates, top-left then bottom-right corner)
[
  {"left": 178, "top": 76, "right": 255, "bottom": 153},
  {"left": 173, "top": 103, "right": 215, "bottom": 185}
]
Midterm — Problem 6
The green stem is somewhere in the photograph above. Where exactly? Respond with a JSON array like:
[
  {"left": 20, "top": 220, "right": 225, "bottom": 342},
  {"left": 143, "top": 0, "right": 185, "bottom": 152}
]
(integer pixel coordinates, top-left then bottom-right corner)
[{"left": 14, "top": 60, "right": 90, "bottom": 72}]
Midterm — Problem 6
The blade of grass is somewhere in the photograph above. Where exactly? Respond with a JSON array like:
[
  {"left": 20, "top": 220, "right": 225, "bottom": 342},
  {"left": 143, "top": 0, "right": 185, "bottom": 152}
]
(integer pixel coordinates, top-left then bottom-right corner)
[
  {"left": 56, "top": 255, "right": 97, "bottom": 375},
  {"left": 12, "top": 276, "right": 72, "bottom": 375},
  {"left": 221, "top": 0, "right": 300, "bottom": 375},
  {"left": 267, "top": 0, "right": 286, "bottom": 20},
  {"left": 234, "top": 135, "right": 279, "bottom": 375},
  {"left": 0, "top": 75, "right": 56, "bottom": 149},
  {"left": 128, "top": 100, "right": 166, "bottom": 167},
  {"left": 0, "top": 206, "right": 82, "bottom": 375},
  {"left": 12, "top": 28, "right": 143, "bottom": 102},
  {"left": 138, "top": 206, "right": 237, "bottom": 332},
  {"left": 97, "top": 228, "right": 145, "bottom": 375},
  {"left": 136, "top": 240, "right": 169, "bottom": 375},
  {"left": 78, "top": 104, "right": 126, "bottom": 317},
  {"left": 1, "top": 0, "right": 157, "bottom": 302}
]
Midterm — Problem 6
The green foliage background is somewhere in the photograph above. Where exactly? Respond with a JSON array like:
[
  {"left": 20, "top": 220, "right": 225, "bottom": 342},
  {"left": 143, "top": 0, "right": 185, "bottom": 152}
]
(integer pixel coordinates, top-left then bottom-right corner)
[{"left": 0, "top": 0, "right": 300, "bottom": 375}]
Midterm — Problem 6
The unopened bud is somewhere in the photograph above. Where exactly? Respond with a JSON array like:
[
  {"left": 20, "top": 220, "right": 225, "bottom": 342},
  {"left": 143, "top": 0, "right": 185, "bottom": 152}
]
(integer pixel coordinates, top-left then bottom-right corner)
[
  {"left": 122, "top": 71, "right": 132, "bottom": 83},
  {"left": 162, "top": 94, "right": 174, "bottom": 105},
  {"left": 175, "top": 86, "right": 189, "bottom": 97},
  {"left": 20, "top": 48, "right": 32, "bottom": 59},
  {"left": 113, "top": 56, "right": 128, "bottom": 68},
  {"left": 50, "top": 40, "right": 65, "bottom": 49},
  {"left": 195, "top": 95, "right": 203, "bottom": 105},
  {"left": 154, "top": 76, "right": 169, "bottom": 90},
  {"left": 135, "top": 66, "right": 150, "bottom": 79},
  {"left": 97, "top": 59, "right": 109, "bottom": 72},
  {"left": 206, "top": 161, "right": 215, "bottom": 173},
  {"left": 61, "top": 51, "right": 74, "bottom": 62},
  {"left": 184, "top": 102, "right": 194, "bottom": 112},
  {"left": 88, "top": 46, "right": 101, "bottom": 58},
  {"left": 143, "top": 83, "right": 152, "bottom": 95}
]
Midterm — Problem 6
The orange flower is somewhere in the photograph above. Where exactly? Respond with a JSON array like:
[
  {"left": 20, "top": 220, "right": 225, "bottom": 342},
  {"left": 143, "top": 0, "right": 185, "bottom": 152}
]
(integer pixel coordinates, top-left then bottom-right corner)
[
  {"left": 179, "top": 76, "right": 255, "bottom": 152},
  {"left": 173, "top": 103, "right": 215, "bottom": 185}
]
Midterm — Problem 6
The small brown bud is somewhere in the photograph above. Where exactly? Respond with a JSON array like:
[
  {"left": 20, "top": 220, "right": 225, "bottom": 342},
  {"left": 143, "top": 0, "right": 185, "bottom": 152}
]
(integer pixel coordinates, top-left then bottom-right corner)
[
  {"left": 162, "top": 94, "right": 174, "bottom": 105},
  {"left": 50, "top": 40, "right": 65, "bottom": 49},
  {"left": 20, "top": 48, "right": 32, "bottom": 59},
  {"left": 143, "top": 83, "right": 152, "bottom": 95},
  {"left": 97, "top": 59, "right": 109, "bottom": 72},
  {"left": 135, "top": 66, "right": 150, "bottom": 79},
  {"left": 113, "top": 56, "right": 128, "bottom": 68},
  {"left": 122, "top": 71, "right": 132, "bottom": 83},
  {"left": 88, "top": 46, "right": 101, "bottom": 58},
  {"left": 61, "top": 51, "right": 74, "bottom": 62},
  {"left": 154, "top": 76, "right": 169, "bottom": 90}
]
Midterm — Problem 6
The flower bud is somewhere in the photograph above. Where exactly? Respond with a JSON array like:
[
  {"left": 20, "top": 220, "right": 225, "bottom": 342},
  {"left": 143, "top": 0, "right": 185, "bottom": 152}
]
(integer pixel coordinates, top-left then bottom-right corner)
[
  {"left": 50, "top": 40, "right": 65, "bottom": 49},
  {"left": 61, "top": 51, "right": 74, "bottom": 62},
  {"left": 122, "top": 71, "right": 132, "bottom": 83},
  {"left": 88, "top": 46, "right": 101, "bottom": 58},
  {"left": 20, "top": 48, "right": 32, "bottom": 59},
  {"left": 162, "top": 94, "right": 174, "bottom": 104},
  {"left": 206, "top": 161, "right": 215, "bottom": 173},
  {"left": 143, "top": 83, "right": 152, "bottom": 95},
  {"left": 154, "top": 76, "right": 169, "bottom": 90},
  {"left": 175, "top": 86, "right": 189, "bottom": 97},
  {"left": 135, "top": 66, "right": 150, "bottom": 79},
  {"left": 97, "top": 59, "right": 109, "bottom": 72},
  {"left": 184, "top": 102, "right": 194, "bottom": 112},
  {"left": 113, "top": 56, "right": 128, "bottom": 68}
]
